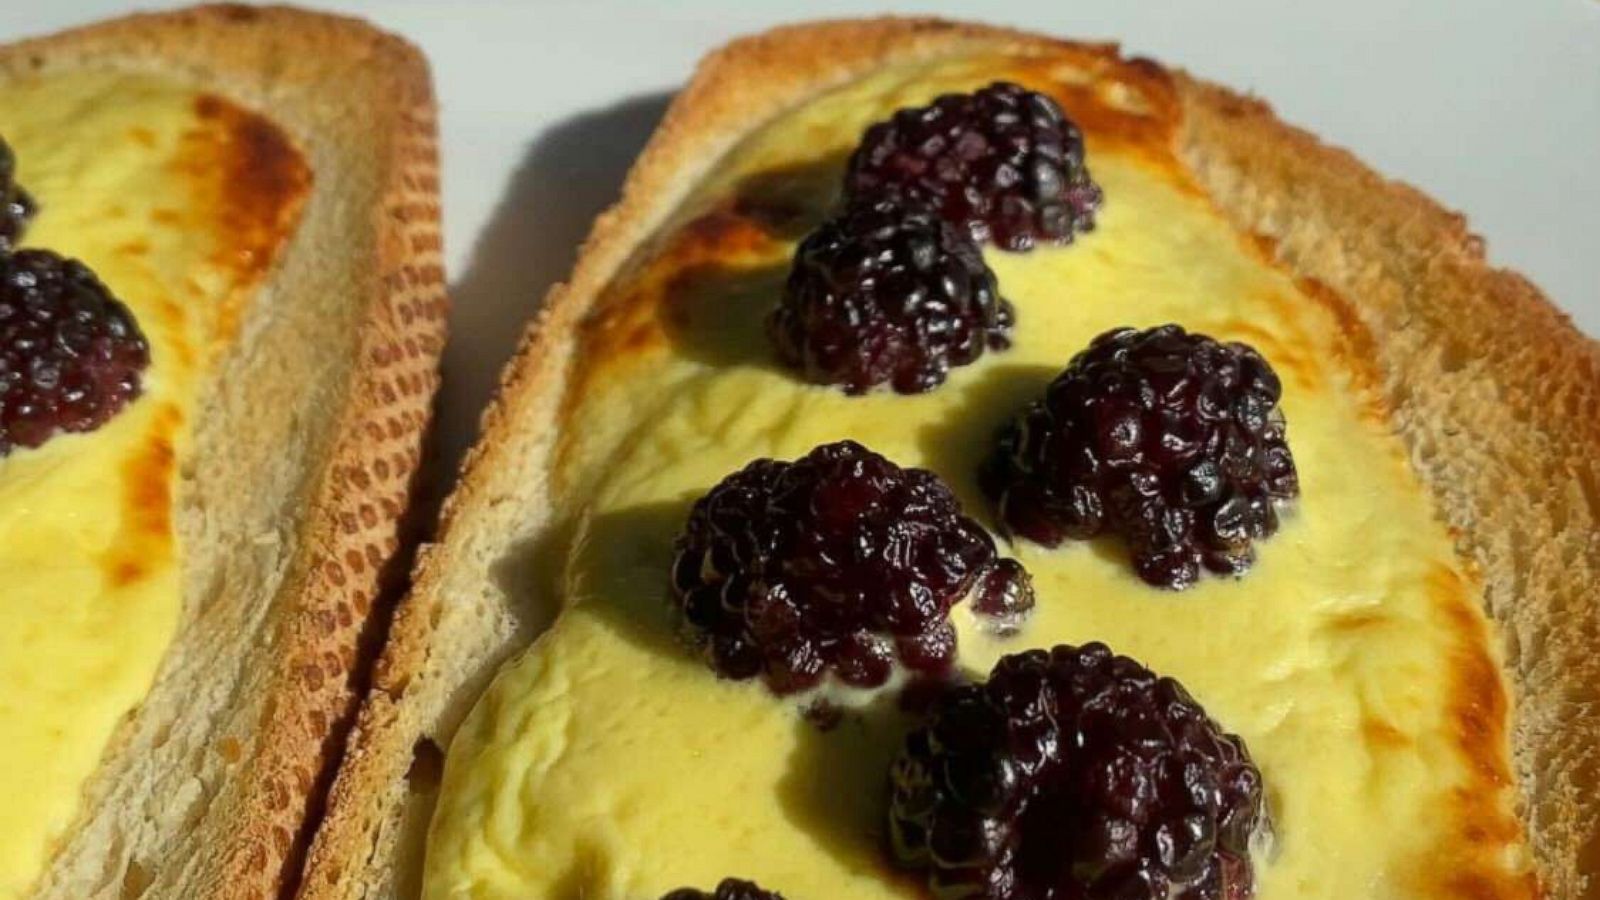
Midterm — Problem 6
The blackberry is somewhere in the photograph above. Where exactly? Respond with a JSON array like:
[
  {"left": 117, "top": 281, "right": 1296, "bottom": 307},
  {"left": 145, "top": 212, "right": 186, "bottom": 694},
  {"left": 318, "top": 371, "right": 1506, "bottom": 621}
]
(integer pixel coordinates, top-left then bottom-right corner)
[
  {"left": 0, "top": 136, "right": 35, "bottom": 249},
  {"left": 661, "top": 878, "right": 785, "bottom": 900},
  {"left": 770, "top": 197, "right": 1013, "bottom": 395},
  {"left": 672, "top": 440, "right": 1034, "bottom": 695},
  {"left": 845, "top": 82, "right": 1102, "bottom": 252},
  {"left": 985, "top": 325, "right": 1297, "bottom": 589},
  {"left": 0, "top": 249, "right": 150, "bottom": 455},
  {"left": 889, "top": 643, "right": 1266, "bottom": 900}
]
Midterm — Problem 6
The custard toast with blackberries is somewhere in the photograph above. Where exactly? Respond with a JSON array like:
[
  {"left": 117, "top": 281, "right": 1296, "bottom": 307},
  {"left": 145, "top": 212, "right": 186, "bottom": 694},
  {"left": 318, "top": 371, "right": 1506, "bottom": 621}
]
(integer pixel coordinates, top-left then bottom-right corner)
[
  {"left": 0, "top": 7, "right": 445, "bottom": 898},
  {"left": 306, "top": 18, "right": 1595, "bottom": 900}
]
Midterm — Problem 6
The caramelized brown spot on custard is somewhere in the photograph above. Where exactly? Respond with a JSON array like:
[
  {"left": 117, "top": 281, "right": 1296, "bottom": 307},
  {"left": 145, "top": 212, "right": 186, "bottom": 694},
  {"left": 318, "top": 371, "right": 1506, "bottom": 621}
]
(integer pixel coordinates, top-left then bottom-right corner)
[
  {"left": 1432, "top": 565, "right": 1514, "bottom": 785},
  {"left": 174, "top": 94, "right": 311, "bottom": 341},
  {"left": 1361, "top": 716, "right": 1413, "bottom": 750},
  {"left": 591, "top": 207, "right": 775, "bottom": 341},
  {"left": 1294, "top": 275, "right": 1387, "bottom": 403},
  {"left": 1326, "top": 609, "right": 1392, "bottom": 633},
  {"left": 102, "top": 404, "right": 181, "bottom": 587},
  {"left": 1230, "top": 232, "right": 1388, "bottom": 413},
  {"left": 1212, "top": 315, "right": 1325, "bottom": 395},
  {"left": 1006, "top": 51, "right": 1181, "bottom": 157},
  {"left": 730, "top": 157, "right": 844, "bottom": 237},
  {"left": 557, "top": 205, "right": 784, "bottom": 470},
  {"left": 1400, "top": 563, "right": 1539, "bottom": 898},
  {"left": 669, "top": 207, "right": 776, "bottom": 260}
]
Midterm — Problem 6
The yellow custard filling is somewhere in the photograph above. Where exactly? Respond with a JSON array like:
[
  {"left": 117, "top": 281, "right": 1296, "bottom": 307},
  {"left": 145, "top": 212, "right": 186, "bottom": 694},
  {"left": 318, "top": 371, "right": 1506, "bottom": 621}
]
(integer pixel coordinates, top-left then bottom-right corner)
[
  {"left": 0, "top": 73, "right": 307, "bottom": 897},
  {"left": 425, "top": 54, "right": 1533, "bottom": 899}
]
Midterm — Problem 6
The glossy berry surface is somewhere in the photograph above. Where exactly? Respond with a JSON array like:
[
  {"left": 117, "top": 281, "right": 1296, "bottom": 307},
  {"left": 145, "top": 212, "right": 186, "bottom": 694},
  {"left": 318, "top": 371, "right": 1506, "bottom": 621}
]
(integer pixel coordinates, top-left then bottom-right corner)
[
  {"left": 672, "top": 440, "right": 1034, "bottom": 695},
  {"left": 845, "top": 82, "right": 1102, "bottom": 252},
  {"left": 985, "top": 325, "right": 1298, "bottom": 589},
  {"left": 770, "top": 197, "right": 1013, "bottom": 395},
  {"left": 0, "top": 249, "right": 149, "bottom": 455},
  {"left": 0, "top": 137, "right": 34, "bottom": 250},
  {"left": 889, "top": 642, "right": 1266, "bottom": 900},
  {"left": 661, "top": 878, "right": 786, "bottom": 900}
]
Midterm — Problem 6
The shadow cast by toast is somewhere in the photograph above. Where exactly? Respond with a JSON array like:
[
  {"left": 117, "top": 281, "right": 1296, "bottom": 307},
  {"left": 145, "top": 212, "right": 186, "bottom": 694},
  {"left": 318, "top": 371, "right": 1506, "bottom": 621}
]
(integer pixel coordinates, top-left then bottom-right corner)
[{"left": 436, "top": 91, "right": 675, "bottom": 486}]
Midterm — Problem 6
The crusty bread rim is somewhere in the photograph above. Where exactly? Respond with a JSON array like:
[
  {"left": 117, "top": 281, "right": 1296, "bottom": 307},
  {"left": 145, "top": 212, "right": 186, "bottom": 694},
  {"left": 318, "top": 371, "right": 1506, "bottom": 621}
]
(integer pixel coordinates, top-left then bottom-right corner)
[
  {"left": 303, "top": 17, "right": 1599, "bottom": 899},
  {"left": 0, "top": 6, "right": 446, "bottom": 899}
]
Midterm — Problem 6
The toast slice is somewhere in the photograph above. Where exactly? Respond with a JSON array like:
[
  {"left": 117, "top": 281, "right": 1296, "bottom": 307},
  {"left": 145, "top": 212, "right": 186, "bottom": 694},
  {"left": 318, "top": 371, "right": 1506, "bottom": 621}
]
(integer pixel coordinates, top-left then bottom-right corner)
[
  {"left": 301, "top": 18, "right": 1597, "bottom": 899},
  {"left": 0, "top": 6, "right": 446, "bottom": 898}
]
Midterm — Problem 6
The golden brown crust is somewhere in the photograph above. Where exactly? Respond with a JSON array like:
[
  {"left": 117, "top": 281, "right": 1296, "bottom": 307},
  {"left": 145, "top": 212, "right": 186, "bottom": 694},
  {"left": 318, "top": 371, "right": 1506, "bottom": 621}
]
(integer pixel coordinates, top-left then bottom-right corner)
[
  {"left": 1172, "top": 71, "right": 1600, "bottom": 899},
  {"left": 303, "top": 16, "right": 1596, "bottom": 899},
  {"left": 0, "top": 6, "right": 445, "bottom": 899}
]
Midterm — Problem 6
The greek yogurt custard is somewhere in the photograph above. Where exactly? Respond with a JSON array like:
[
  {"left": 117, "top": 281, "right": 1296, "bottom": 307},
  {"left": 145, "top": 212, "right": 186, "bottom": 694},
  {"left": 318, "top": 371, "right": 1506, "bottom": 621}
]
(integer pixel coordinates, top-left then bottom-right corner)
[
  {"left": 0, "top": 72, "right": 307, "bottom": 897},
  {"left": 423, "top": 50, "right": 1534, "bottom": 899}
]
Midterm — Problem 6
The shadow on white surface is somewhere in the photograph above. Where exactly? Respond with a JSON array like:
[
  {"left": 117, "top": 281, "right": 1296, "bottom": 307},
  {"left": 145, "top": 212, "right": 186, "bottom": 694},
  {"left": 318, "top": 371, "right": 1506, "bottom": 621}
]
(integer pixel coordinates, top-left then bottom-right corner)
[{"left": 427, "top": 91, "right": 675, "bottom": 508}]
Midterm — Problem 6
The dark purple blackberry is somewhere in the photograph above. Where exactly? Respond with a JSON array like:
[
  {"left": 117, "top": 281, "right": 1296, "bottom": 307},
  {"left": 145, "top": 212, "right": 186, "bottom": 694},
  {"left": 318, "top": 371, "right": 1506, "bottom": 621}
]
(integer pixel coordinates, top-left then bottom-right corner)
[
  {"left": 845, "top": 82, "right": 1102, "bottom": 252},
  {"left": 889, "top": 643, "right": 1266, "bottom": 900},
  {"left": 985, "top": 325, "right": 1298, "bottom": 590},
  {"left": 769, "top": 197, "right": 1013, "bottom": 395},
  {"left": 671, "top": 440, "right": 1034, "bottom": 695},
  {"left": 661, "top": 878, "right": 785, "bottom": 900},
  {"left": 0, "top": 136, "right": 35, "bottom": 249},
  {"left": 0, "top": 249, "right": 150, "bottom": 455}
]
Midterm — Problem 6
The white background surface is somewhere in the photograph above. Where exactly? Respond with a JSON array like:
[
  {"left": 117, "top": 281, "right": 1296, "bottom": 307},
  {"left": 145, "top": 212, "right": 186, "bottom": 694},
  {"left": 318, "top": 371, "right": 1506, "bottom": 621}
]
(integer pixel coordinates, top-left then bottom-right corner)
[{"left": 2, "top": 0, "right": 1597, "bottom": 475}]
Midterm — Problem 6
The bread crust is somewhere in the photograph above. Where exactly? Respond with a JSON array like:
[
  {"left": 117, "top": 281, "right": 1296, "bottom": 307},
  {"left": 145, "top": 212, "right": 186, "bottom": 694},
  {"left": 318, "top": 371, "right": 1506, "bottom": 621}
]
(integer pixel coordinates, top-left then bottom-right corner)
[
  {"left": 0, "top": 6, "right": 447, "bottom": 899},
  {"left": 300, "top": 17, "right": 1597, "bottom": 899}
]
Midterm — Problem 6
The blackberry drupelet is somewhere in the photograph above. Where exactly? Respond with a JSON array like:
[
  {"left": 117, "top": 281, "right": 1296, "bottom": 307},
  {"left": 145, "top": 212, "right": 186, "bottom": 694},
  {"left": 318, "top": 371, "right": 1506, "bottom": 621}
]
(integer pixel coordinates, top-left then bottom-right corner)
[
  {"left": 671, "top": 440, "right": 1034, "bottom": 695},
  {"left": 845, "top": 82, "right": 1102, "bottom": 252},
  {"left": 770, "top": 197, "right": 1013, "bottom": 395},
  {"left": 971, "top": 558, "right": 1036, "bottom": 632},
  {"left": 661, "top": 878, "right": 786, "bottom": 900},
  {"left": 0, "top": 136, "right": 35, "bottom": 249},
  {"left": 985, "top": 325, "right": 1298, "bottom": 589},
  {"left": 889, "top": 642, "right": 1266, "bottom": 900},
  {"left": 0, "top": 249, "right": 150, "bottom": 455}
]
